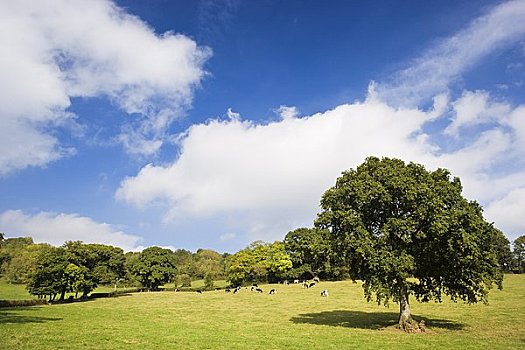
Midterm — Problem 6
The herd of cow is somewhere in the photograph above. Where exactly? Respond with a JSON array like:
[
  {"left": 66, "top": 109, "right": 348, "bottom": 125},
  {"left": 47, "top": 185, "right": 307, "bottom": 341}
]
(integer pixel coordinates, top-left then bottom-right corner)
[{"left": 216, "top": 277, "right": 329, "bottom": 297}]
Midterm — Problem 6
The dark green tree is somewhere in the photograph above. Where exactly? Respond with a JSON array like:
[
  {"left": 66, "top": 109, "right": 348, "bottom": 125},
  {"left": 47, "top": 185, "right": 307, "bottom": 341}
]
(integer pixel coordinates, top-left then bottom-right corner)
[
  {"left": 489, "top": 229, "right": 512, "bottom": 272},
  {"left": 27, "top": 246, "right": 69, "bottom": 301},
  {"left": 513, "top": 235, "right": 525, "bottom": 273},
  {"left": 129, "top": 246, "right": 177, "bottom": 291},
  {"left": 284, "top": 227, "right": 341, "bottom": 280},
  {"left": 316, "top": 157, "right": 504, "bottom": 331},
  {"left": 64, "top": 241, "right": 126, "bottom": 298}
]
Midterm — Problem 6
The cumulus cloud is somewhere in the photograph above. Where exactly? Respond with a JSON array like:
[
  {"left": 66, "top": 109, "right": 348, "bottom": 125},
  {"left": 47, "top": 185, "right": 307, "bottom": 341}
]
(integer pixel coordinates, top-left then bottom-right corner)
[
  {"left": 275, "top": 105, "right": 300, "bottom": 120},
  {"left": 484, "top": 188, "right": 525, "bottom": 239},
  {"left": 377, "top": 0, "right": 525, "bottom": 106},
  {"left": 117, "top": 90, "right": 525, "bottom": 242},
  {"left": 0, "top": 210, "right": 143, "bottom": 251},
  {"left": 115, "top": 0, "right": 525, "bottom": 243},
  {"left": 445, "top": 90, "right": 510, "bottom": 136},
  {"left": 0, "top": 0, "right": 210, "bottom": 173}
]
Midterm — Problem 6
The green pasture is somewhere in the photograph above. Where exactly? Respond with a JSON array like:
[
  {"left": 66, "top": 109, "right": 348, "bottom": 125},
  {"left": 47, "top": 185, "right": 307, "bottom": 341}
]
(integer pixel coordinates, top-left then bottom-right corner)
[{"left": 1, "top": 275, "right": 524, "bottom": 349}]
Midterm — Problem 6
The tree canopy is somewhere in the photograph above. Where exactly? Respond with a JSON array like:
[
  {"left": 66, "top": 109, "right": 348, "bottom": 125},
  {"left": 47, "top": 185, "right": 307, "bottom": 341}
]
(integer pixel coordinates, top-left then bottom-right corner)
[
  {"left": 315, "top": 157, "right": 504, "bottom": 331},
  {"left": 128, "top": 246, "right": 177, "bottom": 291},
  {"left": 226, "top": 241, "right": 292, "bottom": 285}
]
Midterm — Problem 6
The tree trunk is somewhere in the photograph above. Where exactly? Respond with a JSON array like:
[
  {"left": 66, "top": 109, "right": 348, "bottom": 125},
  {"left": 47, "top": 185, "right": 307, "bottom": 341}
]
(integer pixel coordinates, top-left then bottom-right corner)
[{"left": 397, "top": 285, "right": 421, "bottom": 332}]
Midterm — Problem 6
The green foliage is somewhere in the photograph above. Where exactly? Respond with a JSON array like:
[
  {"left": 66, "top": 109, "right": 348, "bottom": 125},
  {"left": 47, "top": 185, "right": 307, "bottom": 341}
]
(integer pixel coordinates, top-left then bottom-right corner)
[
  {"left": 193, "top": 249, "right": 225, "bottom": 279},
  {"left": 177, "top": 273, "right": 192, "bottom": 287},
  {"left": 4, "top": 243, "right": 50, "bottom": 284},
  {"left": 284, "top": 227, "right": 343, "bottom": 280},
  {"left": 129, "top": 246, "right": 177, "bottom": 291},
  {"left": 204, "top": 272, "right": 214, "bottom": 290},
  {"left": 26, "top": 246, "right": 69, "bottom": 300},
  {"left": 513, "top": 235, "right": 525, "bottom": 273},
  {"left": 316, "top": 157, "right": 504, "bottom": 311},
  {"left": 172, "top": 249, "right": 194, "bottom": 276},
  {"left": 226, "top": 241, "right": 292, "bottom": 285},
  {"left": 0, "top": 237, "right": 34, "bottom": 277}
]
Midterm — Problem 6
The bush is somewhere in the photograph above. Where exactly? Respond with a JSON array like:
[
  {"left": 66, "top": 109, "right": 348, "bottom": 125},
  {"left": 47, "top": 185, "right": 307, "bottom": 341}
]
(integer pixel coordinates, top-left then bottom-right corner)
[
  {"left": 178, "top": 274, "right": 191, "bottom": 287},
  {"left": 204, "top": 273, "right": 214, "bottom": 290},
  {"left": 0, "top": 299, "right": 48, "bottom": 308}
]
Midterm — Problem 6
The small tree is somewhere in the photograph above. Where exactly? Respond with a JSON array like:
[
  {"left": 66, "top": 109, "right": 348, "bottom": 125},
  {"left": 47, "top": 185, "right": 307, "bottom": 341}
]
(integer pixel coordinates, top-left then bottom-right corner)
[
  {"left": 316, "top": 157, "right": 503, "bottom": 331},
  {"left": 204, "top": 272, "right": 214, "bottom": 290},
  {"left": 513, "top": 235, "right": 525, "bottom": 273},
  {"left": 178, "top": 274, "right": 192, "bottom": 287}
]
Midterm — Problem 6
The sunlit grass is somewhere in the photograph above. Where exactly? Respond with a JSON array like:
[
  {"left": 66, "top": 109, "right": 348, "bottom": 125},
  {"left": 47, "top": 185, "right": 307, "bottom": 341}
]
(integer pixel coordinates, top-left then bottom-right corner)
[
  {"left": 1, "top": 275, "right": 524, "bottom": 349},
  {"left": 0, "top": 278, "right": 33, "bottom": 300}
]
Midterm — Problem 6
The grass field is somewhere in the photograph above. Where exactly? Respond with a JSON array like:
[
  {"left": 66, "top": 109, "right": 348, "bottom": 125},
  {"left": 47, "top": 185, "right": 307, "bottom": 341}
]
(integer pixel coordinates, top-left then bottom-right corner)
[{"left": 1, "top": 275, "right": 524, "bottom": 349}]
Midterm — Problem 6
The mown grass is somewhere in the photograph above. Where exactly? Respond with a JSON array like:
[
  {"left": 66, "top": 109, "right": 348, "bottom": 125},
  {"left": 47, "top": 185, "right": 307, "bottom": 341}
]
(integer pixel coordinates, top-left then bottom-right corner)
[
  {"left": 1, "top": 275, "right": 524, "bottom": 349},
  {"left": 0, "top": 279, "right": 33, "bottom": 300}
]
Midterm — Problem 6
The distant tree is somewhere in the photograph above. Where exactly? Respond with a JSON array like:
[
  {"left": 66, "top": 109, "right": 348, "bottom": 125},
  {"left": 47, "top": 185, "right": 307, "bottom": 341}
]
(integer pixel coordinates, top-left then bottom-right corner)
[
  {"left": 172, "top": 249, "right": 194, "bottom": 278},
  {"left": 284, "top": 227, "right": 339, "bottom": 280},
  {"left": 489, "top": 229, "right": 512, "bottom": 272},
  {"left": 27, "top": 246, "right": 69, "bottom": 301},
  {"left": 204, "top": 272, "right": 214, "bottom": 290},
  {"left": 316, "top": 157, "right": 504, "bottom": 331},
  {"left": 194, "top": 249, "right": 225, "bottom": 279},
  {"left": 177, "top": 273, "right": 192, "bottom": 287},
  {"left": 226, "top": 241, "right": 292, "bottom": 285},
  {"left": 5, "top": 243, "right": 51, "bottom": 284},
  {"left": 64, "top": 241, "right": 126, "bottom": 298},
  {"left": 513, "top": 235, "right": 525, "bottom": 273},
  {"left": 129, "top": 246, "right": 177, "bottom": 291},
  {"left": 0, "top": 237, "right": 34, "bottom": 276}
]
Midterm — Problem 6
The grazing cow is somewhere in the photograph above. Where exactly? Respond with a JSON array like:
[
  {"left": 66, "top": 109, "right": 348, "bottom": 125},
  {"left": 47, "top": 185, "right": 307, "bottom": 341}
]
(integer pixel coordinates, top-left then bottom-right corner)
[
  {"left": 255, "top": 288, "right": 263, "bottom": 293},
  {"left": 269, "top": 288, "right": 276, "bottom": 295},
  {"left": 302, "top": 282, "right": 309, "bottom": 289},
  {"left": 251, "top": 286, "right": 255, "bottom": 291},
  {"left": 252, "top": 283, "right": 258, "bottom": 288},
  {"left": 283, "top": 280, "right": 289, "bottom": 285},
  {"left": 309, "top": 282, "right": 316, "bottom": 288},
  {"left": 321, "top": 290, "right": 329, "bottom": 297},
  {"left": 225, "top": 288, "right": 231, "bottom": 293},
  {"left": 313, "top": 277, "right": 320, "bottom": 283},
  {"left": 196, "top": 290, "right": 202, "bottom": 294},
  {"left": 293, "top": 279, "right": 299, "bottom": 284},
  {"left": 175, "top": 288, "right": 179, "bottom": 292},
  {"left": 233, "top": 287, "right": 241, "bottom": 294}
]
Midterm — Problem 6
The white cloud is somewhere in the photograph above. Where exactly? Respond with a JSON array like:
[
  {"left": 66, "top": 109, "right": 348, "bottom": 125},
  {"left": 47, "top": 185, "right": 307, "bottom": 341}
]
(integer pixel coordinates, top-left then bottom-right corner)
[
  {"left": 0, "top": 210, "right": 143, "bottom": 251},
  {"left": 117, "top": 90, "right": 525, "bottom": 242},
  {"left": 0, "top": 0, "right": 210, "bottom": 173},
  {"left": 275, "top": 105, "right": 299, "bottom": 120},
  {"left": 116, "top": 98, "right": 435, "bottom": 241},
  {"left": 484, "top": 188, "right": 525, "bottom": 241},
  {"left": 226, "top": 108, "right": 241, "bottom": 121},
  {"left": 377, "top": 0, "right": 525, "bottom": 106},
  {"left": 445, "top": 90, "right": 510, "bottom": 136}
]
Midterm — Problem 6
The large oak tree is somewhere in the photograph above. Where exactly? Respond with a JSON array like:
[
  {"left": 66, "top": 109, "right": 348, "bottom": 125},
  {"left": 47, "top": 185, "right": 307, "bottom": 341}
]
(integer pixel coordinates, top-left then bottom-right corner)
[{"left": 315, "top": 157, "right": 504, "bottom": 331}]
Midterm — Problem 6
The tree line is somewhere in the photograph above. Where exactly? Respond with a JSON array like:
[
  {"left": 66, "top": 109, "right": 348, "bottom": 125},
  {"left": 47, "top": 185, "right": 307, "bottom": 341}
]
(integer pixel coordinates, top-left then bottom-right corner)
[{"left": 0, "top": 229, "right": 522, "bottom": 301}]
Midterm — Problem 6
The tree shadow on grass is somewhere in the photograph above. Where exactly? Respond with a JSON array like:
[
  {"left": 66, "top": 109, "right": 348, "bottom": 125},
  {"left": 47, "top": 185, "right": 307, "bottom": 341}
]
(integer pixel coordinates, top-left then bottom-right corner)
[
  {"left": 290, "top": 310, "right": 464, "bottom": 331},
  {"left": 0, "top": 308, "right": 62, "bottom": 324}
]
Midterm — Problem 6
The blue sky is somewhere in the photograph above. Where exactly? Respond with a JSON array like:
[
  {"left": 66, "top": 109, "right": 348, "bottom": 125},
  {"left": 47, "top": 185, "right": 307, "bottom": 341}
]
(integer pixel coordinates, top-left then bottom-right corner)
[{"left": 1, "top": 0, "right": 524, "bottom": 252}]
